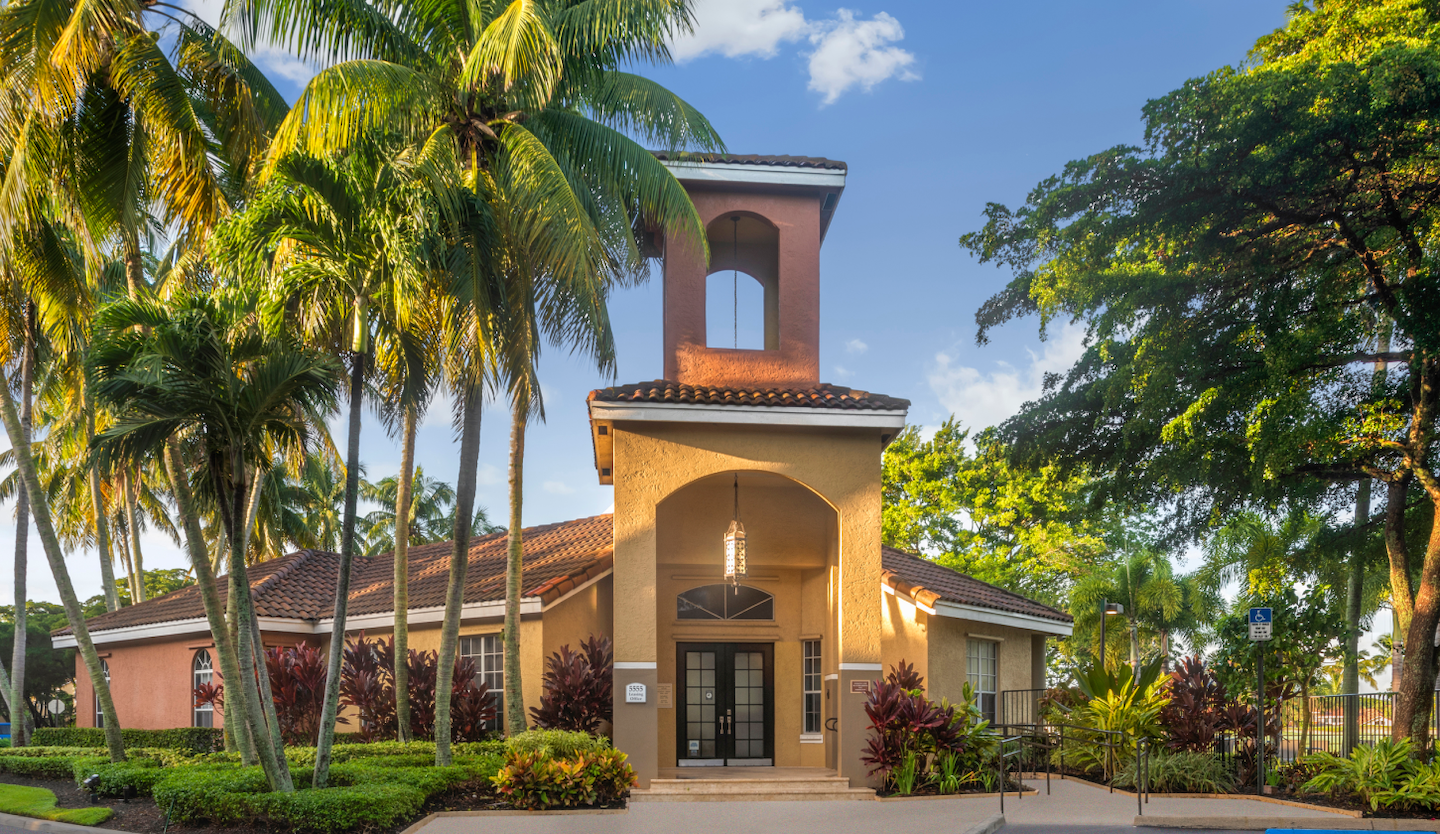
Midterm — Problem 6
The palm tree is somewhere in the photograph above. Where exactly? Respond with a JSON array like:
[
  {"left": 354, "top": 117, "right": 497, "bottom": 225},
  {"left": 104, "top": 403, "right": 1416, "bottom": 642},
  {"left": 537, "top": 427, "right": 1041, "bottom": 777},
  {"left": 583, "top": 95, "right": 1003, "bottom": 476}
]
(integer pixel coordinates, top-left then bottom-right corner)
[
  {"left": 90, "top": 294, "right": 342, "bottom": 791},
  {"left": 1070, "top": 533, "right": 1186, "bottom": 676},
  {"left": 240, "top": 0, "right": 721, "bottom": 761},
  {"left": 361, "top": 466, "right": 499, "bottom": 555},
  {"left": 214, "top": 145, "right": 436, "bottom": 784}
]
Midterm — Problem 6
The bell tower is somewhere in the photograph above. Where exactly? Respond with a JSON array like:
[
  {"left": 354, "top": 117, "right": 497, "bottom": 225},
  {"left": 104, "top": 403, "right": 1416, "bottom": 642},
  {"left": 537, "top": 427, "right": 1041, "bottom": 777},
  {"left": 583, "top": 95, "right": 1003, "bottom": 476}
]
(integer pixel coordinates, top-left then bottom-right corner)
[{"left": 657, "top": 154, "right": 847, "bottom": 389}]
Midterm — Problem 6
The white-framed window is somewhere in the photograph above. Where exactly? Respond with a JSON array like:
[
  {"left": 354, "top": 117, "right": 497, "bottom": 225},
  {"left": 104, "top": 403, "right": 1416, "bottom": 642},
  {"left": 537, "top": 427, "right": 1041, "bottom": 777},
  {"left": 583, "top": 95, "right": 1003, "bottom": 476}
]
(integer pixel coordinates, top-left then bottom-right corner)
[
  {"left": 193, "top": 650, "right": 214, "bottom": 728},
  {"left": 967, "top": 639, "right": 998, "bottom": 725},
  {"left": 94, "top": 659, "right": 110, "bottom": 728},
  {"left": 802, "top": 640, "right": 822, "bottom": 734},
  {"left": 459, "top": 634, "right": 503, "bottom": 728}
]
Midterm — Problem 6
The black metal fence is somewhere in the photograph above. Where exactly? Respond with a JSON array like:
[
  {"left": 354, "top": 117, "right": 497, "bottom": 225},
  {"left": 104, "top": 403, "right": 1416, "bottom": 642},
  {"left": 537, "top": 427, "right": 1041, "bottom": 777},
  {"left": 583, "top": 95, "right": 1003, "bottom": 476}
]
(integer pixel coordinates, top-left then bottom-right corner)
[{"left": 999, "top": 688, "right": 1440, "bottom": 761}]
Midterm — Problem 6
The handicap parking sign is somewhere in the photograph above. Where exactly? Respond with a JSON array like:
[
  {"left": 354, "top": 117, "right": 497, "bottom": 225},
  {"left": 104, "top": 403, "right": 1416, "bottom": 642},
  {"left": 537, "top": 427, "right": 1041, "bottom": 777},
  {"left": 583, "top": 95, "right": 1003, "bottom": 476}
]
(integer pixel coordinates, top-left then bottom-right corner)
[{"left": 1248, "top": 607, "right": 1272, "bottom": 641}]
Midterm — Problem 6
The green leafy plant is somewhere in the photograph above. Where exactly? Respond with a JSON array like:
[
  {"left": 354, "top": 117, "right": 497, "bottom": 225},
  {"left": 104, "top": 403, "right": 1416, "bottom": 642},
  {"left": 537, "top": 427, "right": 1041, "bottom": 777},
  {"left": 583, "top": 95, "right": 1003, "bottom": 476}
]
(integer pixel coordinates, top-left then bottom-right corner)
[
  {"left": 934, "top": 751, "right": 963, "bottom": 794},
  {"left": 1113, "top": 751, "right": 1234, "bottom": 794},
  {"left": 31, "top": 727, "right": 223, "bottom": 754},
  {"left": 892, "top": 750, "right": 920, "bottom": 796},
  {"left": 505, "top": 729, "right": 610, "bottom": 760},
  {"left": 1064, "top": 660, "right": 1167, "bottom": 780},
  {"left": 1300, "top": 737, "right": 1440, "bottom": 812},
  {"left": 490, "top": 748, "right": 635, "bottom": 810}
]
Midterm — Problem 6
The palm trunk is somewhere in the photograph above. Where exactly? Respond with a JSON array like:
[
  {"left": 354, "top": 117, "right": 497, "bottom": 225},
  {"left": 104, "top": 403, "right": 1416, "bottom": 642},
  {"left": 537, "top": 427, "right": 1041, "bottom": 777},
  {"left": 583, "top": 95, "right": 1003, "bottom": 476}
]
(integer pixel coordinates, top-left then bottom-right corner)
[
  {"left": 0, "top": 369, "right": 124, "bottom": 761},
  {"left": 165, "top": 443, "right": 256, "bottom": 764},
  {"left": 86, "top": 387, "right": 120, "bottom": 613},
  {"left": 10, "top": 314, "right": 32, "bottom": 746},
  {"left": 124, "top": 472, "right": 146, "bottom": 603},
  {"left": 1129, "top": 619, "right": 1140, "bottom": 681},
  {"left": 241, "top": 466, "right": 264, "bottom": 562},
  {"left": 435, "top": 384, "right": 483, "bottom": 766},
  {"left": 504, "top": 399, "right": 527, "bottom": 736},
  {"left": 393, "top": 406, "right": 417, "bottom": 742},
  {"left": 115, "top": 528, "right": 135, "bottom": 605},
  {"left": 1393, "top": 495, "right": 1440, "bottom": 748},
  {"left": 225, "top": 558, "right": 258, "bottom": 764},
  {"left": 313, "top": 353, "right": 364, "bottom": 788},
  {"left": 248, "top": 604, "right": 288, "bottom": 772},
  {"left": 216, "top": 459, "right": 292, "bottom": 791}
]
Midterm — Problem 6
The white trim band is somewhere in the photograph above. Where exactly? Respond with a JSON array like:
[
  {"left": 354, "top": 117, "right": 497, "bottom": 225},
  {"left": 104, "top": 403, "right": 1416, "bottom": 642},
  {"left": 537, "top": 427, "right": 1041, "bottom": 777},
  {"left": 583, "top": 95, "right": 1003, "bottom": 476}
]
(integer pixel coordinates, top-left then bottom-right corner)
[
  {"left": 614, "top": 662, "right": 658, "bottom": 670},
  {"left": 662, "top": 161, "right": 847, "bottom": 189},
  {"left": 838, "top": 663, "right": 883, "bottom": 671},
  {"left": 589, "top": 400, "right": 908, "bottom": 431},
  {"left": 934, "top": 602, "right": 1073, "bottom": 636}
]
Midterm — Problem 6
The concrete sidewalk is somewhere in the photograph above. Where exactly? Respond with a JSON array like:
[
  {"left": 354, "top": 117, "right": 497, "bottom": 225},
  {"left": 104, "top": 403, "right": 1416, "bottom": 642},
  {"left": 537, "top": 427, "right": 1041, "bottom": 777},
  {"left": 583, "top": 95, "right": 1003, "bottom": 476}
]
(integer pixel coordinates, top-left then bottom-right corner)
[{"left": 408, "top": 777, "right": 1358, "bottom": 833}]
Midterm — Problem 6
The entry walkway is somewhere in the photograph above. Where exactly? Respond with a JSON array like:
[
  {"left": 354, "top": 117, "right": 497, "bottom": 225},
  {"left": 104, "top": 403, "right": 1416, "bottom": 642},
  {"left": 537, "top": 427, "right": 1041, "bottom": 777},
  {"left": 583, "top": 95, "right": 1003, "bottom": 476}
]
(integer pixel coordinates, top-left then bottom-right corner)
[{"left": 411, "top": 776, "right": 1356, "bottom": 834}]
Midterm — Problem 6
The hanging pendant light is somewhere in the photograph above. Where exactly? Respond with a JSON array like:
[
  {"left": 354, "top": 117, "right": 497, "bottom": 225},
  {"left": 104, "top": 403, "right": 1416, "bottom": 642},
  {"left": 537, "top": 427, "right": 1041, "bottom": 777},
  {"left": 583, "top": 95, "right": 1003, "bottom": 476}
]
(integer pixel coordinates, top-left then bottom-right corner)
[{"left": 724, "top": 473, "right": 747, "bottom": 589}]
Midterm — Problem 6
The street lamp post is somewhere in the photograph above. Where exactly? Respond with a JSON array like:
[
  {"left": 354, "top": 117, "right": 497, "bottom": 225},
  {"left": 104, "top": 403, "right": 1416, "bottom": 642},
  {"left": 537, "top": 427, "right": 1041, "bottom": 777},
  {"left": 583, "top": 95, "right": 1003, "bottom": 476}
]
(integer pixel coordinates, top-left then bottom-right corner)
[{"left": 1099, "top": 599, "right": 1124, "bottom": 670}]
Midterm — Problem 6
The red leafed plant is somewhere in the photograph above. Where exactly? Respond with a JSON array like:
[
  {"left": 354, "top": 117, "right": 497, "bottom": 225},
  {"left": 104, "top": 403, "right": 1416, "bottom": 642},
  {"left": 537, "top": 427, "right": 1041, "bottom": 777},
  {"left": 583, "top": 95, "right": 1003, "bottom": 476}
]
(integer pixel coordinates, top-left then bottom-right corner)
[
  {"left": 338, "top": 632, "right": 495, "bottom": 742},
  {"left": 1159, "top": 656, "right": 1227, "bottom": 753},
  {"left": 265, "top": 642, "right": 345, "bottom": 745},
  {"left": 529, "top": 635, "right": 613, "bottom": 734},
  {"left": 861, "top": 661, "right": 962, "bottom": 787},
  {"left": 193, "top": 681, "right": 224, "bottom": 713}
]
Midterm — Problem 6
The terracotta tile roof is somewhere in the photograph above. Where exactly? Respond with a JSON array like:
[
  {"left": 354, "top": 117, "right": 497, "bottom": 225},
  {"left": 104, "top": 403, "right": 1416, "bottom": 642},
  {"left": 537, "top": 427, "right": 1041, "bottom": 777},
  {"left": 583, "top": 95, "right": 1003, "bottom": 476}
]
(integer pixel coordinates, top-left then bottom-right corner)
[
  {"left": 58, "top": 516, "right": 1069, "bottom": 637},
  {"left": 57, "top": 515, "right": 615, "bottom": 636},
  {"left": 881, "top": 547, "right": 1072, "bottom": 624},
  {"left": 652, "top": 152, "right": 846, "bottom": 171},
  {"left": 588, "top": 381, "right": 909, "bottom": 411}
]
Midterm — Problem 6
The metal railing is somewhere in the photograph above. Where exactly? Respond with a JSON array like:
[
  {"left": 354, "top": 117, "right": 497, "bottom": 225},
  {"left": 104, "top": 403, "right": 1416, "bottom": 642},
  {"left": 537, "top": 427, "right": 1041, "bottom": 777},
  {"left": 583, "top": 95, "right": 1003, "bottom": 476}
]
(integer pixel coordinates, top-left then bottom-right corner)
[{"left": 999, "top": 689, "right": 1047, "bottom": 728}]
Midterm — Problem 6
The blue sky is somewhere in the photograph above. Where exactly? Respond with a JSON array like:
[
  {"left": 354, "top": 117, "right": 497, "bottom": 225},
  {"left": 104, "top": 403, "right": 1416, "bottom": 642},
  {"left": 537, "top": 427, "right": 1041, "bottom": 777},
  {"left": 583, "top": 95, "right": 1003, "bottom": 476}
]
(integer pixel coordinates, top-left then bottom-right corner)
[{"left": 1, "top": 1, "right": 1289, "bottom": 608}]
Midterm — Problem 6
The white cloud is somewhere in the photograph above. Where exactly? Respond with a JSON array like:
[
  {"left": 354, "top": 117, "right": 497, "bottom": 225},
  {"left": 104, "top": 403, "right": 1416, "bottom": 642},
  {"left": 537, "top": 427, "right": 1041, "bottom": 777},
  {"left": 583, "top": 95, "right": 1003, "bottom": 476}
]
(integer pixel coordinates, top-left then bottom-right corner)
[
  {"left": 477, "top": 464, "right": 503, "bottom": 487},
  {"left": 927, "top": 324, "right": 1087, "bottom": 432},
  {"left": 833, "top": 365, "right": 853, "bottom": 381},
  {"left": 806, "top": 10, "right": 918, "bottom": 105},
  {"left": 670, "top": 0, "right": 809, "bottom": 61},
  {"left": 178, "top": 0, "right": 319, "bottom": 87},
  {"left": 543, "top": 480, "right": 576, "bottom": 495},
  {"left": 671, "top": 1, "right": 916, "bottom": 104},
  {"left": 845, "top": 338, "right": 868, "bottom": 355}
]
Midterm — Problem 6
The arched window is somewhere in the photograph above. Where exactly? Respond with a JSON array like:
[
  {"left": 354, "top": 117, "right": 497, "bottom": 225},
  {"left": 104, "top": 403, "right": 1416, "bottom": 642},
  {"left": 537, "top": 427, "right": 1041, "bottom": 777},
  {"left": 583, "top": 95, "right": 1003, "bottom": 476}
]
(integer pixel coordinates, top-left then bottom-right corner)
[
  {"left": 677, "top": 585, "right": 774, "bottom": 621},
  {"left": 706, "top": 271, "right": 766, "bottom": 349},
  {"left": 94, "top": 659, "right": 110, "bottom": 728},
  {"left": 193, "top": 650, "right": 214, "bottom": 728},
  {"left": 704, "top": 214, "right": 778, "bottom": 351}
]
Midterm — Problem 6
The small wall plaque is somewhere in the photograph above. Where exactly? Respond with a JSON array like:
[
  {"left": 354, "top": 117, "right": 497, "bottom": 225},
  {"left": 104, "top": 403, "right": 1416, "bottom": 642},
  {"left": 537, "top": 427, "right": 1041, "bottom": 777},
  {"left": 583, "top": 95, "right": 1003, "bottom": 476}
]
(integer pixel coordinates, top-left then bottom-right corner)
[
  {"left": 656, "top": 683, "right": 673, "bottom": 709},
  {"left": 850, "top": 680, "right": 871, "bottom": 695},
  {"left": 625, "top": 682, "right": 648, "bottom": 704}
]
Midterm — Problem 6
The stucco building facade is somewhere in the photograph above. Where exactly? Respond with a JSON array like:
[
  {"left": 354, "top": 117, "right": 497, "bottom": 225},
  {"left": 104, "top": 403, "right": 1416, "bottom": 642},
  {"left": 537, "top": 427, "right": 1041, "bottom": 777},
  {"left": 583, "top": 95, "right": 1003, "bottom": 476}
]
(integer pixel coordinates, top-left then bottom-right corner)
[{"left": 57, "top": 153, "right": 1072, "bottom": 789}]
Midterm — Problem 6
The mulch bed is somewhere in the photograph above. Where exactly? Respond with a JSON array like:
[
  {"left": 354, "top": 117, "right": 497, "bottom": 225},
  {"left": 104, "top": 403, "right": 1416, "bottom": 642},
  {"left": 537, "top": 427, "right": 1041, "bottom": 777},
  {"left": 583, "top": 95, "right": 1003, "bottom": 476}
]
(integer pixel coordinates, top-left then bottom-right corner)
[{"left": 0, "top": 774, "right": 622, "bottom": 833}]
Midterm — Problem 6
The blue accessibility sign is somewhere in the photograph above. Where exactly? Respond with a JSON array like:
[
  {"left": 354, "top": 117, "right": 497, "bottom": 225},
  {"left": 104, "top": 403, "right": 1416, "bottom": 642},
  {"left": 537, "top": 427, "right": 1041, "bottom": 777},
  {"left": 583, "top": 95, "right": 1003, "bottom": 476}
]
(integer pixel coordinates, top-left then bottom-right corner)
[{"left": 1249, "top": 608, "right": 1272, "bottom": 624}]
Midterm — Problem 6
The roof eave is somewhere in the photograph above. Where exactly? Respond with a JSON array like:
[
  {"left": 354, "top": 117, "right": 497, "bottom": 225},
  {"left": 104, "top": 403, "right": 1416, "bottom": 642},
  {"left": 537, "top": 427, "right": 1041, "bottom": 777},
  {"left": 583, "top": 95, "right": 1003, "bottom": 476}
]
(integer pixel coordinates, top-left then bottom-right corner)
[{"left": 931, "top": 600, "right": 1074, "bottom": 636}]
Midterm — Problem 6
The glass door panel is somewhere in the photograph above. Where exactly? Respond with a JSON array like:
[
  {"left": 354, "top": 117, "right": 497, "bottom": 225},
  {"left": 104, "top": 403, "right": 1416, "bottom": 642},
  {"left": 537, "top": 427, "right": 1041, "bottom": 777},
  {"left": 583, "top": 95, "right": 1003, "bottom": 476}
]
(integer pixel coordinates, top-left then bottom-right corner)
[{"left": 676, "top": 643, "right": 773, "bottom": 766}]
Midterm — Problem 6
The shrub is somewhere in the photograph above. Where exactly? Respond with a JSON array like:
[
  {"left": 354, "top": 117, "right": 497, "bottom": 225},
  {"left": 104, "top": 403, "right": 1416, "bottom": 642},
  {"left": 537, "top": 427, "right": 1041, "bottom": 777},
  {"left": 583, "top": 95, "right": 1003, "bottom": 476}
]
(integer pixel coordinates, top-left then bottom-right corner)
[
  {"left": 1114, "top": 750, "right": 1234, "bottom": 794},
  {"left": 0, "top": 754, "right": 84, "bottom": 779},
  {"left": 266, "top": 641, "right": 339, "bottom": 746},
  {"left": 491, "top": 748, "right": 636, "bottom": 810},
  {"left": 860, "top": 663, "right": 995, "bottom": 792},
  {"left": 1159, "top": 657, "right": 1226, "bottom": 753},
  {"left": 1301, "top": 737, "right": 1440, "bottom": 812},
  {"left": 529, "top": 635, "right": 613, "bottom": 733},
  {"left": 337, "top": 633, "right": 495, "bottom": 742},
  {"left": 31, "top": 727, "right": 223, "bottom": 753},
  {"left": 0, "top": 746, "right": 104, "bottom": 758},
  {"left": 152, "top": 766, "right": 273, "bottom": 825},
  {"left": 70, "top": 757, "right": 169, "bottom": 798},
  {"left": 505, "top": 729, "right": 610, "bottom": 760},
  {"left": 253, "top": 783, "right": 425, "bottom": 834}
]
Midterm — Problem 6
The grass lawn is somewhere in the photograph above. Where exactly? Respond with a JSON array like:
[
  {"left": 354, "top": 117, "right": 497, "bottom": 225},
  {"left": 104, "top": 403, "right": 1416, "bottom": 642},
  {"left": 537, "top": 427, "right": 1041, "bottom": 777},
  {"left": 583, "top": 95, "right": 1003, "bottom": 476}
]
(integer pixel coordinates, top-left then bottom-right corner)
[{"left": 0, "top": 783, "right": 113, "bottom": 825}]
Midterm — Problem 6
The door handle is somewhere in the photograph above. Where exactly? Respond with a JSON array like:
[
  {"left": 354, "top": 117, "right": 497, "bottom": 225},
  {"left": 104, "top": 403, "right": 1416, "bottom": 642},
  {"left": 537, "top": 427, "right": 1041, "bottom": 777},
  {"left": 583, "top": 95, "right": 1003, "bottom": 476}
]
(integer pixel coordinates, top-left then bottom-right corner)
[{"left": 724, "top": 709, "right": 732, "bottom": 734}]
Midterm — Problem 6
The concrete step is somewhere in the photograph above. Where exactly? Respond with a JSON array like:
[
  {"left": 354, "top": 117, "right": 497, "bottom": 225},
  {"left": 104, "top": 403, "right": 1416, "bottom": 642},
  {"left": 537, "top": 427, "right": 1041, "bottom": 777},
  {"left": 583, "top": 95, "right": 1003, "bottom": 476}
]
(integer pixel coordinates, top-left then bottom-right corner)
[{"left": 632, "top": 776, "right": 875, "bottom": 802}]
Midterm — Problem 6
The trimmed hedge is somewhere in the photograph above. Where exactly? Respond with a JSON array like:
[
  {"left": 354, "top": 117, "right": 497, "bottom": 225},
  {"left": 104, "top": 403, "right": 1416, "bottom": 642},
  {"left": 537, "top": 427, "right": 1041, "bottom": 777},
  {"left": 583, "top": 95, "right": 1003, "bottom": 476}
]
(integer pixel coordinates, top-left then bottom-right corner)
[
  {"left": 31, "top": 727, "right": 223, "bottom": 754},
  {"left": 255, "top": 784, "right": 425, "bottom": 833},
  {"left": 70, "top": 756, "right": 170, "bottom": 798},
  {"left": 0, "top": 754, "right": 87, "bottom": 779},
  {"left": 505, "top": 729, "right": 610, "bottom": 760}
]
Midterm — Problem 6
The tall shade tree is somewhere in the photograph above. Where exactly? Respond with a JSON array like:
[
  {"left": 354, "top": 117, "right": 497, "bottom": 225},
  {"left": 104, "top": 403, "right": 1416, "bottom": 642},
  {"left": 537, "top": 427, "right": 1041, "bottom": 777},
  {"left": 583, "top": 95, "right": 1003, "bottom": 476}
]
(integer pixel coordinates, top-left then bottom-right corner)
[
  {"left": 960, "top": 0, "right": 1440, "bottom": 747},
  {"left": 215, "top": 146, "right": 435, "bottom": 784},
  {"left": 91, "top": 294, "right": 342, "bottom": 791},
  {"left": 234, "top": 0, "right": 722, "bottom": 760}
]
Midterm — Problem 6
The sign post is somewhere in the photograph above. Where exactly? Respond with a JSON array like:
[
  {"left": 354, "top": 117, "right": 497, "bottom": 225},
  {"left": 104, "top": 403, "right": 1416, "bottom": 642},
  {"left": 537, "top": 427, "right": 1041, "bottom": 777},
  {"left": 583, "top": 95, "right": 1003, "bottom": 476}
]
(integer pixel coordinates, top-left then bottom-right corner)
[{"left": 1249, "top": 607, "right": 1272, "bottom": 797}]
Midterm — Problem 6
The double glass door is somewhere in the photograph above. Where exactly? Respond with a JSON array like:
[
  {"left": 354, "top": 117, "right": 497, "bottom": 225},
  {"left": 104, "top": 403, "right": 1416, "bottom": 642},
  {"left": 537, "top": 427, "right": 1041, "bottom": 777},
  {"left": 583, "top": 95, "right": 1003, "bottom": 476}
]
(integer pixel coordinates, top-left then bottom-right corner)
[{"left": 677, "top": 643, "right": 773, "bottom": 766}]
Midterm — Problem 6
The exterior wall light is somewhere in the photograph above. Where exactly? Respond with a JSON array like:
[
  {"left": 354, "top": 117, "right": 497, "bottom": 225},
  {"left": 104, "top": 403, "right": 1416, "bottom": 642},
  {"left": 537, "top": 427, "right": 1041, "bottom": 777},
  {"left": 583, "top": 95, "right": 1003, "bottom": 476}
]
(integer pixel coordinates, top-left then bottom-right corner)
[
  {"left": 724, "top": 473, "right": 747, "bottom": 589},
  {"left": 1099, "top": 599, "right": 1125, "bottom": 670}
]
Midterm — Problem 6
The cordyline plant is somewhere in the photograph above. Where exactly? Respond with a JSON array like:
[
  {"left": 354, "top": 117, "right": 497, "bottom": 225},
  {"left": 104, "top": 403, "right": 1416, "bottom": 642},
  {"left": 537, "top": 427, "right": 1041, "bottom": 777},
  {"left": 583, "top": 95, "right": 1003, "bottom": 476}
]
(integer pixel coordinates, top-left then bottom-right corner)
[
  {"left": 266, "top": 642, "right": 340, "bottom": 746},
  {"left": 1159, "top": 656, "right": 1228, "bottom": 753},
  {"left": 529, "top": 635, "right": 613, "bottom": 734},
  {"left": 861, "top": 661, "right": 969, "bottom": 788},
  {"left": 337, "top": 633, "right": 495, "bottom": 742}
]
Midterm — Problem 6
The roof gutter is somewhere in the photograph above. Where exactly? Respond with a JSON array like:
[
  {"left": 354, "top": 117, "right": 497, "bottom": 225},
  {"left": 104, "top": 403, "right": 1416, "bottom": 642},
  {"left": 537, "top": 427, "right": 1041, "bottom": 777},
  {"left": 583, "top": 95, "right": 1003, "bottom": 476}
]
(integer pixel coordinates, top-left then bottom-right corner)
[{"left": 930, "top": 601, "right": 1074, "bottom": 636}]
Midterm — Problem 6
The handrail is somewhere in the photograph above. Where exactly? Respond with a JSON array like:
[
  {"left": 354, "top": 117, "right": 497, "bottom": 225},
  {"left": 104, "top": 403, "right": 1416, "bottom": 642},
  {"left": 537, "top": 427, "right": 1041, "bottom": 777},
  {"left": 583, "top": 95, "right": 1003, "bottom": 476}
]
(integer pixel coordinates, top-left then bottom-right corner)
[
  {"left": 996, "top": 735, "right": 1025, "bottom": 814},
  {"left": 1048, "top": 721, "right": 1153, "bottom": 815}
]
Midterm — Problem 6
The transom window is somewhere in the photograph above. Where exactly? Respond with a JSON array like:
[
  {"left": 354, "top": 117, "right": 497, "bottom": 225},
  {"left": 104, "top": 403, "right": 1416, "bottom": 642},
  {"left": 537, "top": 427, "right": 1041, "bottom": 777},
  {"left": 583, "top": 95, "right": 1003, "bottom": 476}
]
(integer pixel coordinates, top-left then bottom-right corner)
[
  {"left": 967, "top": 639, "right": 998, "bottom": 725},
  {"left": 459, "top": 634, "right": 503, "bottom": 729},
  {"left": 677, "top": 585, "right": 774, "bottom": 621},
  {"left": 193, "top": 651, "right": 214, "bottom": 728}
]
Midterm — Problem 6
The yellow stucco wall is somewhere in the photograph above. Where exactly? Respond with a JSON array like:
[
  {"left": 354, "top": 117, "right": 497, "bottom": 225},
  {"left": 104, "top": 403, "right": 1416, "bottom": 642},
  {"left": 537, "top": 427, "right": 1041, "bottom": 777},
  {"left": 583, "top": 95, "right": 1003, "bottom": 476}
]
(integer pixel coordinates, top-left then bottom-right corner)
[{"left": 925, "top": 616, "right": 1039, "bottom": 708}]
